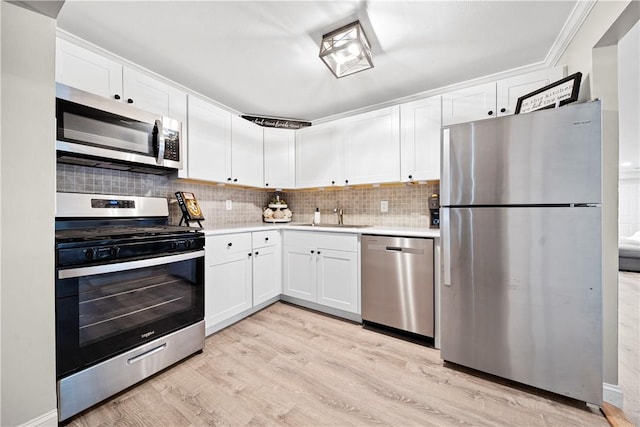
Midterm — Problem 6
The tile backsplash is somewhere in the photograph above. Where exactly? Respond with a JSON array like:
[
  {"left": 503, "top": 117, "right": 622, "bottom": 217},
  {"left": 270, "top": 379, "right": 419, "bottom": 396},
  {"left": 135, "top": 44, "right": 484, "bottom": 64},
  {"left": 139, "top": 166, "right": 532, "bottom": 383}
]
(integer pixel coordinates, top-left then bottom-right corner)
[
  {"left": 56, "top": 164, "right": 270, "bottom": 226},
  {"left": 56, "top": 164, "right": 439, "bottom": 228},
  {"left": 285, "top": 183, "right": 439, "bottom": 228}
]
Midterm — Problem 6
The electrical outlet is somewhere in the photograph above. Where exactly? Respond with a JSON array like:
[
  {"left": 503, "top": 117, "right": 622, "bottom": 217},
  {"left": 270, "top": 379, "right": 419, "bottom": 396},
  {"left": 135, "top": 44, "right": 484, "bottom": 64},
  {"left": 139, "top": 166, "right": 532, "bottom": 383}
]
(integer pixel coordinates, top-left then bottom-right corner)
[
  {"left": 380, "top": 200, "right": 388, "bottom": 213},
  {"left": 225, "top": 200, "right": 232, "bottom": 210}
]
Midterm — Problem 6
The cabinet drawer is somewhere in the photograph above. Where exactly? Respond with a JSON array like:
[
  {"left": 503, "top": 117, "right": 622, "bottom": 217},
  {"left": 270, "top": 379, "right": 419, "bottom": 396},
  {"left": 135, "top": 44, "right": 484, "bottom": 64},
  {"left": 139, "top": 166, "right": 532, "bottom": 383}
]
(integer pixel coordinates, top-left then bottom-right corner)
[
  {"left": 283, "top": 231, "right": 358, "bottom": 252},
  {"left": 252, "top": 230, "right": 280, "bottom": 249},
  {"left": 206, "top": 233, "right": 252, "bottom": 261}
]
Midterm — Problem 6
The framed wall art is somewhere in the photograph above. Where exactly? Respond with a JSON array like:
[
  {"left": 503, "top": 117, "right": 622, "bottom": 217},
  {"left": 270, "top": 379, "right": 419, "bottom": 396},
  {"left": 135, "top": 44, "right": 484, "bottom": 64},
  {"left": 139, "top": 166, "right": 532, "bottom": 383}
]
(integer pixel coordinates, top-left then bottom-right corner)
[{"left": 515, "top": 72, "right": 582, "bottom": 114}]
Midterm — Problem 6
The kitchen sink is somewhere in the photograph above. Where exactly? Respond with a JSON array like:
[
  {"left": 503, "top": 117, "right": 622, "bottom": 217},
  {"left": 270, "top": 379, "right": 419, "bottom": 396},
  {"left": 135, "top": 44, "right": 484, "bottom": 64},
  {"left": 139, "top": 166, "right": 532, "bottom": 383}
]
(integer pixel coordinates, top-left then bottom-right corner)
[{"left": 292, "top": 223, "right": 372, "bottom": 228}]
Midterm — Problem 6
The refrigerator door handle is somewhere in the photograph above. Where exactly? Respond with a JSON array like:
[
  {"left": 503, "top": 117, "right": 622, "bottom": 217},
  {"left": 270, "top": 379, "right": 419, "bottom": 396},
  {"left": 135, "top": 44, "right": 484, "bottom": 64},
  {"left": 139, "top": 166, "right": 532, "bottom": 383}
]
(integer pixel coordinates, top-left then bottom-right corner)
[
  {"left": 441, "top": 129, "right": 450, "bottom": 206},
  {"left": 442, "top": 207, "right": 451, "bottom": 286}
]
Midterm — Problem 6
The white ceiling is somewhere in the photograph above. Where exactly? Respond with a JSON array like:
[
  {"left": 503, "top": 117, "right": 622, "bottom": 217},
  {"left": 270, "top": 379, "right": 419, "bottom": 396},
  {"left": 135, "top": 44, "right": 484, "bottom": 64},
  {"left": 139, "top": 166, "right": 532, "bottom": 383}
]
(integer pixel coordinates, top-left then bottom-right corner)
[{"left": 56, "top": 0, "right": 578, "bottom": 122}]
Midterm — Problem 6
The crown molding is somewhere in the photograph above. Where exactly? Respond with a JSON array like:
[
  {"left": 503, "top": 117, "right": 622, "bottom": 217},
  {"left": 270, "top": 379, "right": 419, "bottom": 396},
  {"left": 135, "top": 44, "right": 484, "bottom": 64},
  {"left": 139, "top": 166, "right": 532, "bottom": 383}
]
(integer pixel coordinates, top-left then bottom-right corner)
[{"left": 545, "top": 0, "right": 598, "bottom": 67}]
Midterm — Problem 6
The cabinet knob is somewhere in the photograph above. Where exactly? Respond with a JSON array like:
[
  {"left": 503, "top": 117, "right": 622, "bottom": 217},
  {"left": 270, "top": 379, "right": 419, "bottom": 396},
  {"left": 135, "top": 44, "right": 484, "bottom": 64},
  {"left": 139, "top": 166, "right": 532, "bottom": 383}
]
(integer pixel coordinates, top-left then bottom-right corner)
[
  {"left": 265, "top": 183, "right": 269, "bottom": 187},
  {"left": 345, "top": 179, "right": 349, "bottom": 184},
  {"left": 408, "top": 175, "right": 413, "bottom": 180},
  {"left": 310, "top": 250, "right": 315, "bottom": 254},
  {"left": 248, "top": 252, "right": 252, "bottom": 257},
  {"left": 500, "top": 108, "right": 506, "bottom": 113},
  {"left": 227, "top": 242, "right": 233, "bottom": 247},
  {"left": 114, "top": 94, "right": 121, "bottom": 100},
  {"left": 265, "top": 237, "right": 269, "bottom": 241},
  {"left": 487, "top": 110, "right": 494, "bottom": 116},
  {"left": 233, "top": 178, "right": 238, "bottom": 182},
  {"left": 255, "top": 251, "right": 259, "bottom": 256},
  {"left": 331, "top": 181, "right": 335, "bottom": 185},
  {"left": 227, "top": 177, "right": 232, "bottom": 181},
  {"left": 127, "top": 98, "right": 134, "bottom": 104},
  {"left": 317, "top": 251, "right": 321, "bottom": 255}
]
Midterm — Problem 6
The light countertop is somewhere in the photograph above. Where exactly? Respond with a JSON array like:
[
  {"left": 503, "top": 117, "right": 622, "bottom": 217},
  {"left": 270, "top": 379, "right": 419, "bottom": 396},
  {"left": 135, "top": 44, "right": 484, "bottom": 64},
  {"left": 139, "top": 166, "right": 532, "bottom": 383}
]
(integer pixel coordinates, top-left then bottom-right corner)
[{"left": 199, "top": 222, "right": 440, "bottom": 239}]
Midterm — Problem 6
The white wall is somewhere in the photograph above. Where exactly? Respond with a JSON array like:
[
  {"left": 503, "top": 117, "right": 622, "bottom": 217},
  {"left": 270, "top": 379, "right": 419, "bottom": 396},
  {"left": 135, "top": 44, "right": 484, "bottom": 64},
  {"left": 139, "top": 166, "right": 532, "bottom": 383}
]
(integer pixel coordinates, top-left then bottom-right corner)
[
  {"left": 556, "top": 0, "right": 633, "bottom": 392},
  {"left": 0, "top": 2, "right": 57, "bottom": 426},
  {"left": 618, "top": 21, "right": 640, "bottom": 238}
]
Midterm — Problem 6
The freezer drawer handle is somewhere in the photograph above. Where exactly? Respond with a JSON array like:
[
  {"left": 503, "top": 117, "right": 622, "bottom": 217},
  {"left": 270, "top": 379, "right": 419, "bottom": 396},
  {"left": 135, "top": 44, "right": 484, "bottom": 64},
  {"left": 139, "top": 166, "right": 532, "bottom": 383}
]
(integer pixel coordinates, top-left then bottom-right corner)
[
  {"left": 386, "top": 246, "right": 402, "bottom": 252},
  {"left": 126, "top": 343, "right": 167, "bottom": 365}
]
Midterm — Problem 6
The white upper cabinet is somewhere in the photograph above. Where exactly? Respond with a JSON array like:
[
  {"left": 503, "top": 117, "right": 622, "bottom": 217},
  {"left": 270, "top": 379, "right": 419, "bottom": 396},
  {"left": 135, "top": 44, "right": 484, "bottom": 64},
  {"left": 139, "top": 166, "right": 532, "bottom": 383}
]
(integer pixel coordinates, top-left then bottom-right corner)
[
  {"left": 263, "top": 128, "right": 296, "bottom": 189},
  {"left": 231, "top": 115, "right": 264, "bottom": 188},
  {"left": 296, "top": 121, "right": 344, "bottom": 188},
  {"left": 187, "top": 95, "right": 232, "bottom": 183},
  {"left": 122, "top": 67, "right": 171, "bottom": 116},
  {"left": 400, "top": 96, "right": 442, "bottom": 182},
  {"left": 56, "top": 38, "right": 123, "bottom": 101},
  {"left": 496, "top": 67, "right": 566, "bottom": 116},
  {"left": 442, "top": 82, "right": 496, "bottom": 126},
  {"left": 343, "top": 106, "right": 400, "bottom": 186},
  {"left": 443, "top": 66, "right": 566, "bottom": 126},
  {"left": 56, "top": 38, "right": 184, "bottom": 119}
]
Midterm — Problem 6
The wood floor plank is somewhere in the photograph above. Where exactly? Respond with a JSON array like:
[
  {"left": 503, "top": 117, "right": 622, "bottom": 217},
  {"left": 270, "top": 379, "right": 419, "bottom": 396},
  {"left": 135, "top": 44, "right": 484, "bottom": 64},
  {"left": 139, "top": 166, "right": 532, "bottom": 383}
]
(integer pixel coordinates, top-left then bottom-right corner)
[{"left": 68, "top": 301, "right": 611, "bottom": 427}]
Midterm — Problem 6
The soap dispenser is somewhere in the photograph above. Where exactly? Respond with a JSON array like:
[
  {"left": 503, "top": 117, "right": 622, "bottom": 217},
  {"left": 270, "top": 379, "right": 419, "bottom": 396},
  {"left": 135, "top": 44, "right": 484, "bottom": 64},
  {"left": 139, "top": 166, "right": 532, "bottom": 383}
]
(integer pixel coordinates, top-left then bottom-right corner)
[{"left": 313, "top": 207, "right": 321, "bottom": 224}]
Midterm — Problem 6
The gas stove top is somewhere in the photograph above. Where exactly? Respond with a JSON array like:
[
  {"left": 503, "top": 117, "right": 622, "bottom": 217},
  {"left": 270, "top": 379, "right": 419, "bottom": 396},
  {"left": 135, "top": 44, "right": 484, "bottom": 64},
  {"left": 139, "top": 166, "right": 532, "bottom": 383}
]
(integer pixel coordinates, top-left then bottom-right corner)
[{"left": 55, "top": 224, "right": 202, "bottom": 243}]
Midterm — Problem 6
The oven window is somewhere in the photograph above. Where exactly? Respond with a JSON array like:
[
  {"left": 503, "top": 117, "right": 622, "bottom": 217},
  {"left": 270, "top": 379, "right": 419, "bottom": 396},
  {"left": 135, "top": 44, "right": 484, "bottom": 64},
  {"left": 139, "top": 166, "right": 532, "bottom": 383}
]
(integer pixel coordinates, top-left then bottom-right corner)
[{"left": 78, "top": 260, "right": 195, "bottom": 347}]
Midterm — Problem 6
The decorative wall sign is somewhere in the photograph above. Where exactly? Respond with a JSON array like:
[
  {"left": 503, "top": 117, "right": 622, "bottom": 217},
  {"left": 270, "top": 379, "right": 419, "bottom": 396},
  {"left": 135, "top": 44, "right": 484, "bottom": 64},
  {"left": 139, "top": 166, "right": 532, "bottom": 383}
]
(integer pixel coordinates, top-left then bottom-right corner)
[
  {"left": 242, "top": 115, "right": 312, "bottom": 129},
  {"left": 515, "top": 72, "right": 582, "bottom": 114}
]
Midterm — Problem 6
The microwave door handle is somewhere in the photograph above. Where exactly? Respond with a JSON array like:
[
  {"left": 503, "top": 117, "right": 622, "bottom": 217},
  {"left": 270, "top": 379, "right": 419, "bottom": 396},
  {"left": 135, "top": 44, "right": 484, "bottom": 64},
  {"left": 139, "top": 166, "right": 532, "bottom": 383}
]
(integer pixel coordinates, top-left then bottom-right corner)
[{"left": 154, "top": 119, "right": 165, "bottom": 165}]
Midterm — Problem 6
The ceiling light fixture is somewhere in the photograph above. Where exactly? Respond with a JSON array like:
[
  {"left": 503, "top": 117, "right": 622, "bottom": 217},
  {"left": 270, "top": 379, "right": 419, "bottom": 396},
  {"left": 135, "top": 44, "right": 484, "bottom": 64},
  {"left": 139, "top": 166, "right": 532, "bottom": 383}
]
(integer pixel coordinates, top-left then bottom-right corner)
[{"left": 319, "top": 21, "right": 373, "bottom": 79}]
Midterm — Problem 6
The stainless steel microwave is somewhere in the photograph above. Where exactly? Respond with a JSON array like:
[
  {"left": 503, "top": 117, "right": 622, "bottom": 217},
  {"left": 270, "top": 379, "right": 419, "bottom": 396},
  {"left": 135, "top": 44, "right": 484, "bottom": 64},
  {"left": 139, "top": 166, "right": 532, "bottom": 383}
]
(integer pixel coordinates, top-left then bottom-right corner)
[{"left": 56, "top": 83, "right": 182, "bottom": 174}]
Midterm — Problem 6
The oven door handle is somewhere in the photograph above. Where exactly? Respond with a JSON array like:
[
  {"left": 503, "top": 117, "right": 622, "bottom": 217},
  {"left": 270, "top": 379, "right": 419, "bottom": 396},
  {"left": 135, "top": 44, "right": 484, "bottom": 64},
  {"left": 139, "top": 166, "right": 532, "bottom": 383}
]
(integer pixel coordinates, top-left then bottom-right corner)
[{"left": 58, "top": 250, "right": 204, "bottom": 279}]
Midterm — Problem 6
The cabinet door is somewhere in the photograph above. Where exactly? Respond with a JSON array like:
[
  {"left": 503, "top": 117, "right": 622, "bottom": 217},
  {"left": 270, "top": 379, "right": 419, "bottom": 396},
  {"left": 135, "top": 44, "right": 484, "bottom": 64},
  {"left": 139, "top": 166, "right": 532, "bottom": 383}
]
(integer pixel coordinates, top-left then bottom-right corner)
[
  {"left": 252, "top": 245, "right": 282, "bottom": 305},
  {"left": 316, "top": 249, "right": 359, "bottom": 314},
  {"left": 295, "top": 122, "right": 344, "bottom": 188},
  {"left": 187, "top": 95, "right": 232, "bottom": 182},
  {"left": 442, "top": 82, "right": 497, "bottom": 126},
  {"left": 56, "top": 38, "right": 123, "bottom": 101},
  {"left": 122, "top": 67, "right": 170, "bottom": 116},
  {"left": 496, "top": 66, "right": 566, "bottom": 116},
  {"left": 264, "top": 128, "right": 295, "bottom": 189},
  {"left": 282, "top": 246, "right": 316, "bottom": 302},
  {"left": 400, "top": 96, "right": 442, "bottom": 182},
  {"left": 205, "top": 251, "right": 253, "bottom": 328},
  {"left": 231, "top": 115, "right": 264, "bottom": 187},
  {"left": 344, "top": 106, "right": 400, "bottom": 185}
]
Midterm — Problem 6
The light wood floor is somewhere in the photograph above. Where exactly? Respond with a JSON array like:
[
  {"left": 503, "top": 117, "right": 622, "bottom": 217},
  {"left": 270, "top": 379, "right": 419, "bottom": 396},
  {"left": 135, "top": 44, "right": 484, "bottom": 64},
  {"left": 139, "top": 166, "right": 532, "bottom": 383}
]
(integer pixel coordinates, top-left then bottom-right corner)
[
  {"left": 68, "top": 302, "right": 611, "bottom": 426},
  {"left": 618, "top": 271, "right": 640, "bottom": 426}
]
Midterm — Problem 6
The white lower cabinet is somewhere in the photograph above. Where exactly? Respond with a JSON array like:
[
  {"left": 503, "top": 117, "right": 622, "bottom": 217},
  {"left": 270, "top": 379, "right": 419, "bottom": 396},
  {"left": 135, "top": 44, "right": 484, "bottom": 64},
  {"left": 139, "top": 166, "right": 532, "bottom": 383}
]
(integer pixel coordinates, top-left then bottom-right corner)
[
  {"left": 283, "top": 231, "right": 359, "bottom": 315},
  {"left": 205, "top": 233, "right": 253, "bottom": 328},
  {"left": 252, "top": 230, "right": 282, "bottom": 305},
  {"left": 316, "top": 249, "right": 358, "bottom": 313},
  {"left": 205, "top": 230, "right": 281, "bottom": 332}
]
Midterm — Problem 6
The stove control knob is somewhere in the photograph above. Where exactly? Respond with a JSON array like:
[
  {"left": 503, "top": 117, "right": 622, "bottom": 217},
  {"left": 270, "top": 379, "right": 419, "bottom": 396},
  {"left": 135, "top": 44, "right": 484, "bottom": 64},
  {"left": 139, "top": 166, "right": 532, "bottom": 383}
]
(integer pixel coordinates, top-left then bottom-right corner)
[
  {"left": 110, "top": 246, "right": 121, "bottom": 257},
  {"left": 185, "top": 240, "right": 192, "bottom": 248},
  {"left": 170, "top": 241, "right": 178, "bottom": 250},
  {"left": 85, "top": 248, "right": 96, "bottom": 260}
]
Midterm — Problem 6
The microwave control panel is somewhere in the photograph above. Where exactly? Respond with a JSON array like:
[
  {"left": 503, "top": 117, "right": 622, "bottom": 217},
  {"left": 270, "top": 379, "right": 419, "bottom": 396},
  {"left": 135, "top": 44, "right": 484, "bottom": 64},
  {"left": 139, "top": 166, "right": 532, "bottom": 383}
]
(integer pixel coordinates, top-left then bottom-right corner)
[{"left": 164, "top": 138, "right": 180, "bottom": 161}]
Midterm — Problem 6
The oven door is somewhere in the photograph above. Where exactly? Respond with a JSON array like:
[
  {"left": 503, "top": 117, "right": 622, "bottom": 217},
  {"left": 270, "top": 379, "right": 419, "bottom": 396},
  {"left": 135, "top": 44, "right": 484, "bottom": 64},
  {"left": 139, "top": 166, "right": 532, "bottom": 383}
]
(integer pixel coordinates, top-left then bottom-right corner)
[
  {"left": 56, "top": 83, "right": 182, "bottom": 170},
  {"left": 56, "top": 250, "right": 204, "bottom": 378}
]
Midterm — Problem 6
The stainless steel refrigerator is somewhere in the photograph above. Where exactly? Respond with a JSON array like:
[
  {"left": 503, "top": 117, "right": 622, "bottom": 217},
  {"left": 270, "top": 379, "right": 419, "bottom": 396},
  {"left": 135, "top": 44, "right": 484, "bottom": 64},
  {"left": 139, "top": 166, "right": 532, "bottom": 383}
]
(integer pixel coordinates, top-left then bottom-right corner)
[{"left": 440, "top": 101, "right": 602, "bottom": 405}]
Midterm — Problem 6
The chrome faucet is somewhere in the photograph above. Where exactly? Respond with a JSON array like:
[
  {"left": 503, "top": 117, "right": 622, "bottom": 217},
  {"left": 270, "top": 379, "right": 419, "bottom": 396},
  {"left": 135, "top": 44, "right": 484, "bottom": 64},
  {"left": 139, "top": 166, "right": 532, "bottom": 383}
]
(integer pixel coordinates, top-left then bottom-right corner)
[{"left": 333, "top": 207, "right": 344, "bottom": 225}]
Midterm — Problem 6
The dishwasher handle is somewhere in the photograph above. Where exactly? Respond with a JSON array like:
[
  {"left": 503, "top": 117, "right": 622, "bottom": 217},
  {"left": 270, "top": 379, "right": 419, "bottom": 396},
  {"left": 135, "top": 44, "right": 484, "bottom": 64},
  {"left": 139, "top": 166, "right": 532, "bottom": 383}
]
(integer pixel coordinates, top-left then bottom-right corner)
[{"left": 365, "top": 243, "right": 424, "bottom": 255}]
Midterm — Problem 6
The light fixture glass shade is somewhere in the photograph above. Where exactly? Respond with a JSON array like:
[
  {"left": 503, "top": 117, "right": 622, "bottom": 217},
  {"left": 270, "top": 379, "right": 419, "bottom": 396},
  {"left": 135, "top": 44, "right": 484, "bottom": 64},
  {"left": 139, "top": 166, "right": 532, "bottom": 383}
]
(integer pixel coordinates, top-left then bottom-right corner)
[{"left": 319, "top": 21, "right": 373, "bottom": 78}]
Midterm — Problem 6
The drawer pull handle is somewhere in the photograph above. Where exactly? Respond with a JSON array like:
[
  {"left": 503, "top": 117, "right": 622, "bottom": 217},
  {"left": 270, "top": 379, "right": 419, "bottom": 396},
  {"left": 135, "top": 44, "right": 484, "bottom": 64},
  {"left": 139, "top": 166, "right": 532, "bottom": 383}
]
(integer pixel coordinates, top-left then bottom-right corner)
[
  {"left": 127, "top": 343, "right": 167, "bottom": 365},
  {"left": 227, "top": 242, "right": 233, "bottom": 247}
]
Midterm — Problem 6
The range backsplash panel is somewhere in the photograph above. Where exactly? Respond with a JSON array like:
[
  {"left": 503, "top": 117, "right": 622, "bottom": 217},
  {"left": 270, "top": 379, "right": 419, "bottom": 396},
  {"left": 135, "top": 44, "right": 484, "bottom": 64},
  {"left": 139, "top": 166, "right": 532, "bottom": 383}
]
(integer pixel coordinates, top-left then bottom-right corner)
[{"left": 57, "top": 164, "right": 439, "bottom": 228}]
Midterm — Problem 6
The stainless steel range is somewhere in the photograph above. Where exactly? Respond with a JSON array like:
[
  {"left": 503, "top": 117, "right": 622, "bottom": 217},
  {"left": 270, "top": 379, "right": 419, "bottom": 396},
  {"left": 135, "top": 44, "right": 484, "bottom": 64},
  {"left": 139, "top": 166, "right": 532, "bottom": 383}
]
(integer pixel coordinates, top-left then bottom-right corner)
[{"left": 54, "top": 192, "right": 205, "bottom": 422}]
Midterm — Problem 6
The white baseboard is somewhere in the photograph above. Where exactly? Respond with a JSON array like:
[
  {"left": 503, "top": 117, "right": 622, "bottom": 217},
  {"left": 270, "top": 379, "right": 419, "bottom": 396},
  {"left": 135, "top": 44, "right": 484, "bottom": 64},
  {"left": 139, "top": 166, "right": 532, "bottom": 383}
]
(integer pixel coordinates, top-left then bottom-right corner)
[
  {"left": 603, "top": 382, "right": 624, "bottom": 407},
  {"left": 20, "top": 409, "right": 58, "bottom": 427}
]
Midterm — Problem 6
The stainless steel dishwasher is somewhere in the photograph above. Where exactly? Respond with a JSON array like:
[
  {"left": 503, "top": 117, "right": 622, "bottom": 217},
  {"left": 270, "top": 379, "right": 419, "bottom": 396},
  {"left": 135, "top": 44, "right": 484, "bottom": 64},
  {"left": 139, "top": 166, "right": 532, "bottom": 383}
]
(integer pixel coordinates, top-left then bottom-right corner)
[{"left": 361, "top": 235, "right": 434, "bottom": 338}]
